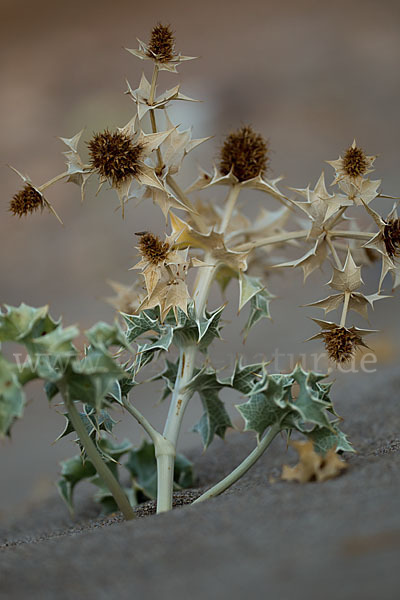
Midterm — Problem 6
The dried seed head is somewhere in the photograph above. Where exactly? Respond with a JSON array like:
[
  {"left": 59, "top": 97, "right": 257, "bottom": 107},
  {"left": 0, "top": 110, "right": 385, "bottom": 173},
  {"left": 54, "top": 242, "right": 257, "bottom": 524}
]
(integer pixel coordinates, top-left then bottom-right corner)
[
  {"left": 147, "top": 24, "right": 175, "bottom": 63},
  {"left": 322, "top": 326, "right": 364, "bottom": 364},
  {"left": 87, "top": 130, "right": 144, "bottom": 187},
  {"left": 137, "top": 232, "right": 170, "bottom": 265},
  {"left": 10, "top": 184, "right": 44, "bottom": 217},
  {"left": 383, "top": 219, "right": 400, "bottom": 258},
  {"left": 342, "top": 144, "right": 368, "bottom": 177},
  {"left": 219, "top": 126, "right": 268, "bottom": 182}
]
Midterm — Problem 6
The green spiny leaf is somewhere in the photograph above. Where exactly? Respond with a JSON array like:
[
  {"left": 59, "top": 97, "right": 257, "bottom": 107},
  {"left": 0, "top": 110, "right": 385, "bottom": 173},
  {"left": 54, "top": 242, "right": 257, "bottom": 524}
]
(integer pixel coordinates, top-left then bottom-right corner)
[
  {"left": 287, "top": 364, "right": 332, "bottom": 430},
  {"left": 57, "top": 454, "right": 96, "bottom": 513},
  {"left": 0, "top": 354, "right": 25, "bottom": 437},
  {"left": 238, "top": 274, "right": 264, "bottom": 312},
  {"left": 308, "top": 424, "right": 355, "bottom": 455},
  {"left": 124, "top": 310, "right": 162, "bottom": 343},
  {"left": 220, "top": 358, "right": 266, "bottom": 395},
  {"left": 0, "top": 304, "right": 52, "bottom": 342},
  {"left": 86, "top": 321, "right": 132, "bottom": 353},
  {"left": 236, "top": 373, "right": 291, "bottom": 437},
  {"left": 188, "top": 368, "right": 233, "bottom": 449},
  {"left": 125, "top": 439, "right": 158, "bottom": 499},
  {"left": 243, "top": 286, "right": 274, "bottom": 338}
]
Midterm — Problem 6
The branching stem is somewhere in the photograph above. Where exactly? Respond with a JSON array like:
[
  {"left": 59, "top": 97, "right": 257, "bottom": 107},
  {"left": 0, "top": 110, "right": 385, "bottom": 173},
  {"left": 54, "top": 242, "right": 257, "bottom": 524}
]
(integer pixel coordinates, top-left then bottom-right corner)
[
  {"left": 330, "top": 230, "right": 374, "bottom": 241},
  {"left": 147, "top": 65, "right": 206, "bottom": 231},
  {"left": 156, "top": 185, "right": 240, "bottom": 513},
  {"left": 122, "top": 396, "right": 161, "bottom": 445},
  {"left": 326, "top": 235, "right": 342, "bottom": 269},
  {"left": 234, "top": 229, "right": 309, "bottom": 252},
  {"left": 193, "top": 424, "right": 280, "bottom": 504},
  {"left": 60, "top": 383, "right": 135, "bottom": 520},
  {"left": 38, "top": 171, "right": 69, "bottom": 192}
]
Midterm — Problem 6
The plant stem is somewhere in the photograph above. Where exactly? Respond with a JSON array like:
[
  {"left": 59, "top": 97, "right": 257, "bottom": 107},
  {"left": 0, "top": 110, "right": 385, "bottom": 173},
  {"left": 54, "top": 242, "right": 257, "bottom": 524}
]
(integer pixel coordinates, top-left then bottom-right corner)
[
  {"left": 234, "top": 229, "right": 309, "bottom": 252},
  {"left": 326, "top": 206, "right": 347, "bottom": 229},
  {"left": 122, "top": 397, "right": 160, "bottom": 445},
  {"left": 165, "top": 174, "right": 206, "bottom": 232},
  {"left": 329, "top": 230, "right": 374, "bottom": 241},
  {"left": 60, "top": 385, "right": 135, "bottom": 520},
  {"left": 155, "top": 438, "right": 176, "bottom": 513},
  {"left": 340, "top": 291, "right": 351, "bottom": 327},
  {"left": 147, "top": 64, "right": 206, "bottom": 232},
  {"left": 38, "top": 171, "right": 69, "bottom": 192},
  {"left": 326, "top": 235, "right": 342, "bottom": 269},
  {"left": 193, "top": 424, "right": 281, "bottom": 504},
  {"left": 218, "top": 185, "right": 240, "bottom": 233},
  {"left": 155, "top": 186, "right": 240, "bottom": 513}
]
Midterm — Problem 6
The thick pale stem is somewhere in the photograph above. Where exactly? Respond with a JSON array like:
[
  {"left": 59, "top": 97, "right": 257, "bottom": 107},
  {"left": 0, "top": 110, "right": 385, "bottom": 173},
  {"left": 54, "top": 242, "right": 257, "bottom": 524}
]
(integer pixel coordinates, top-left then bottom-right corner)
[
  {"left": 156, "top": 450, "right": 176, "bottom": 513},
  {"left": 218, "top": 185, "right": 240, "bottom": 233},
  {"left": 163, "top": 345, "right": 197, "bottom": 445},
  {"left": 156, "top": 345, "right": 197, "bottom": 513},
  {"left": 193, "top": 424, "right": 280, "bottom": 504},
  {"left": 156, "top": 187, "right": 240, "bottom": 513},
  {"left": 61, "top": 386, "right": 135, "bottom": 520},
  {"left": 192, "top": 253, "right": 216, "bottom": 317},
  {"left": 340, "top": 291, "right": 351, "bottom": 327}
]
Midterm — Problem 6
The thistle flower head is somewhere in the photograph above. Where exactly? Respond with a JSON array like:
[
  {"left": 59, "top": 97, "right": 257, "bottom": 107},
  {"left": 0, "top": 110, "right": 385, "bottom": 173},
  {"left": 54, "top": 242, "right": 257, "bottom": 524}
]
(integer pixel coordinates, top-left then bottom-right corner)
[
  {"left": 147, "top": 24, "right": 175, "bottom": 63},
  {"left": 219, "top": 126, "right": 268, "bottom": 182},
  {"left": 321, "top": 325, "right": 365, "bottom": 364},
  {"left": 87, "top": 130, "right": 144, "bottom": 187},
  {"left": 342, "top": 144, "right": 368, "bottom": 177},
  {"left": 383, "top": 219, "right": 400, "bottom": 258},
  {"left": 137, "top": 232, "right": 170, "bottom": 265},
  {"left": 10, "top": 184, "right": 44, "bottom": 217}
]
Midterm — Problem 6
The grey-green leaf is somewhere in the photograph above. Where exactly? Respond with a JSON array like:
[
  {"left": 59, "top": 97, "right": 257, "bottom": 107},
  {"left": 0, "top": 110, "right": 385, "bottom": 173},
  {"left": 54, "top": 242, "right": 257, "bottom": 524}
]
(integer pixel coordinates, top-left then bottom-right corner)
[{"left": 0, "top": 354, "right": 25, "bottom": 437}]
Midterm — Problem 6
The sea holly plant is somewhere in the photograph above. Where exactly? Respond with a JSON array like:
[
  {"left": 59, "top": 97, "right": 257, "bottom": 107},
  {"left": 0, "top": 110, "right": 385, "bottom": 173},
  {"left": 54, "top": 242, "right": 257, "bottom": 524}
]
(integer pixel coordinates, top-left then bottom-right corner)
[{"left": 3, "top": 24, "right": 399, "bottom": 519}]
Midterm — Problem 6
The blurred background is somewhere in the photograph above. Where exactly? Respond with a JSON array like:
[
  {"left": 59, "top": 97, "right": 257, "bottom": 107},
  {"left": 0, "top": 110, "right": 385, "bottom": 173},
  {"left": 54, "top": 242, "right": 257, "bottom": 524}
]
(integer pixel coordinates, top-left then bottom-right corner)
[{"left": 1, "top": 0, "right": 399, "bottom": 518}]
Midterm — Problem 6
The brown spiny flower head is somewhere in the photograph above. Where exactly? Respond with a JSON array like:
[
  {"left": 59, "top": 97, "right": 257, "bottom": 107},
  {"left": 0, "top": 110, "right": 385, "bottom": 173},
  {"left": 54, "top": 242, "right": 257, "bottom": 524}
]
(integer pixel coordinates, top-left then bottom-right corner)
[
  {"left": 322, "top": 325, "right": 365, "bottom": 364},
  {"left": 136, "top": 232, "right": 170, "bottom": 265},
  {"left": 219, "top": 126, "right": 268, "bottom": 182},
  {"left": 87, "top": 130, "right": 144, "bottom": 187},
  {"left": 342, "top": 144, "right": 368, "bottom": 178},
  {"left": 147, "top": 24, "right": 175, "bottom": 63},
  {"left": 383, "top": 219, "right": 400, "bottom": 258},
  {"left": 10, "top": 184, "right": 44, "bottom": 217}
]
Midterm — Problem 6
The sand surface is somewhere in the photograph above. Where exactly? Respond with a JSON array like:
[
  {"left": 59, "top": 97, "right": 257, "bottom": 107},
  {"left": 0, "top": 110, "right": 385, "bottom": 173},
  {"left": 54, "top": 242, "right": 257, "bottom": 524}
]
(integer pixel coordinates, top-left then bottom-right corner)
[{"left": 1, "top": 366, "right": 399, "bottom": 600}]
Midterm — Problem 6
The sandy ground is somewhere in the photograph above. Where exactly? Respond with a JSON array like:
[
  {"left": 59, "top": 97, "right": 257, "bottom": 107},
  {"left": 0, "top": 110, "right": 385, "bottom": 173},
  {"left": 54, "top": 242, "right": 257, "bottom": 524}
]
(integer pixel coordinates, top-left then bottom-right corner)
[{"left": 1, "top": 365, "right": 399, "bottom": 599}]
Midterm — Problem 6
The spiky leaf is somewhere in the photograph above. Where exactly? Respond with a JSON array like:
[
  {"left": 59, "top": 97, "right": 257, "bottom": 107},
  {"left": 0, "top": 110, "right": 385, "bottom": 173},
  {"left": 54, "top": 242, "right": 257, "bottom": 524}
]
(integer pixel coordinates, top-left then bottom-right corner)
[
  {"left": 125, "top": 440, "right": 194, "bottom": 499},
  {"left": 308, "top": 424, "right": 355, "bottom": 455},
  {"left": 187, "top": 369, "right": 233, "bottom": 448},
  {"left": 244, "top": 287, "right": 274, "bottom": 338},
  {"left": 0, "top": 354, "right": 25, "bottom": 437}
]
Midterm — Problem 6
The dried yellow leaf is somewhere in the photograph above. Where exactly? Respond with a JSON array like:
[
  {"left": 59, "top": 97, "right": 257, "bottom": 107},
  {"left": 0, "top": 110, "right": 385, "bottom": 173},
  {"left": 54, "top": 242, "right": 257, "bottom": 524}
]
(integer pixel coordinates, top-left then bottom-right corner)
[{"left": 281, "top": 440, "right": 347, "bottom": 483}]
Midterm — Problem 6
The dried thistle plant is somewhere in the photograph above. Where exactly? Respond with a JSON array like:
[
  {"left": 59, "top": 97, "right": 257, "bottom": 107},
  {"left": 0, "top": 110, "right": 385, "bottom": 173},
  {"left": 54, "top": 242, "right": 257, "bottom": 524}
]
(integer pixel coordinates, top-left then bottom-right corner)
[{"left": 3, "top": 22, "right": 398, "bottom": 521}]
